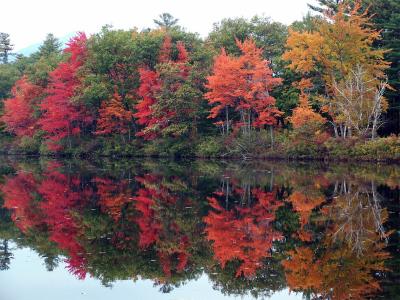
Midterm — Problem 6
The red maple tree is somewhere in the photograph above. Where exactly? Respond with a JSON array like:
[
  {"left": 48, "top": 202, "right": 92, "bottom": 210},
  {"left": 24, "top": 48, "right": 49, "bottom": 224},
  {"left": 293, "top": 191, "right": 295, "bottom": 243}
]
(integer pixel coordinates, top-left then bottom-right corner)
[
  {"left": 134, "top": 68, "right": 162, "bottom": 140},
  {"left": 1, "top": 76, "right": 43, "bottom": 137},
  {"left": 39, "top": 33, "right": 92, "bottom": 151}
]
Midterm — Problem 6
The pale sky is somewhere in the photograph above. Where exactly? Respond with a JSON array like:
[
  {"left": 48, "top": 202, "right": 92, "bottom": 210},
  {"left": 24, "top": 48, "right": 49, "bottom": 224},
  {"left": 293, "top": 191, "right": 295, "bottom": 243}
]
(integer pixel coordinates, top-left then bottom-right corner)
[
  {"left": 1, "top": 245, "right": 303, "bottom": 300},
  {"left": 1, "top": 0, "right": 316, "bottom": 50}
]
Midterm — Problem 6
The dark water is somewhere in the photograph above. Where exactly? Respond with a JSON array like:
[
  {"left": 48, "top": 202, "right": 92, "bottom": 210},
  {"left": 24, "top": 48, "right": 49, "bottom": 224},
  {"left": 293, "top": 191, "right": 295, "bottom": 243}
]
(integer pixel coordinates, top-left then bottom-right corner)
[{"left": 0, "top": 158, "right": 399, "bottom": 300}]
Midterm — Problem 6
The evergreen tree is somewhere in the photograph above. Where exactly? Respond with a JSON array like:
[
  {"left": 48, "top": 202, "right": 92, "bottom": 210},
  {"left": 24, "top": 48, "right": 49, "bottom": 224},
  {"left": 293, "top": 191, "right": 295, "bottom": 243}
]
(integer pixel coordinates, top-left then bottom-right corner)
[
  {"left": 0, "top": 240, "right": 13, "bottom": 270},
  {"left": 308, "top": 0, "right": 343, "bottom": 13},
  {"left": 367, "top": 0, "right": 400, "bottom": 134},
  {"left": 154, "top": 13, "right": 179, "bottom": 29},
  {"left": 0, "top": 33, "right": 14, "bottom": 64},
  {"left": 37, "top": 33, "right": 61, "bottom": 57}
]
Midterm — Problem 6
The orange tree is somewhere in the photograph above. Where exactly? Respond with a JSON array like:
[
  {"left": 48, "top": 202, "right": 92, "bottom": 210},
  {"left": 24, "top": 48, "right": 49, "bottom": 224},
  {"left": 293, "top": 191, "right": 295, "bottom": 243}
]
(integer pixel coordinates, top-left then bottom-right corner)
[
  {"left": 205, "top": 38, "right": 282, "bottom": 138},
  {"left": 95, "top": 91, "right": 133, "bottom": 142}
]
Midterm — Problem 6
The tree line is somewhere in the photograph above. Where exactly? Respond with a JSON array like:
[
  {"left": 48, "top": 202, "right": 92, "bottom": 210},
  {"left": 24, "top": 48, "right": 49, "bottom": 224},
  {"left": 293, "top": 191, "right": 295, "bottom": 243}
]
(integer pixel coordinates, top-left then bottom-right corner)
[{"left": 0, "top": 0, "right": 399, "bottom": 159}]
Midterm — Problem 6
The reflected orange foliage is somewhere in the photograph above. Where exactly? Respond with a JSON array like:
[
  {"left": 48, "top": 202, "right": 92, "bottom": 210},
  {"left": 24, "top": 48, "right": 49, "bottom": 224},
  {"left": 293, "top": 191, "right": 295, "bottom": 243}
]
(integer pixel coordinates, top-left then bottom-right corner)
[
  {"left": 95, "top": 178, "right": 132, "bottom": 222},
  {"left": 204, "top": 188, "right": 283, "bottom": 278},
  {"left": 288, "top": 191, "right": 325, "bottom": 241},
  {"left": 283, "top": 182, "right": 390, "bottom": 299},
  {"left": 283, "top": 242, "right": 389, "bottom": 300}
]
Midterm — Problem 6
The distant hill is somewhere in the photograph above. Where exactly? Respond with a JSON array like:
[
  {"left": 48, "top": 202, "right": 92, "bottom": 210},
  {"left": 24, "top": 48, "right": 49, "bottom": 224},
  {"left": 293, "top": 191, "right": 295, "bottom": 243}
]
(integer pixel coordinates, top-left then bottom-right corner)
[{"left": 15, "top": 32, "right": 76, "bottom": 57}]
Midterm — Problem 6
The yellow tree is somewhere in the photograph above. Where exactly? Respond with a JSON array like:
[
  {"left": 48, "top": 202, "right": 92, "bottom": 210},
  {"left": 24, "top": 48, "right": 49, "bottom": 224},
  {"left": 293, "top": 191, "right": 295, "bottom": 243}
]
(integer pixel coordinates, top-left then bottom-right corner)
[{"left": 283, "top": 1, "right": 389, "bottom": 138}]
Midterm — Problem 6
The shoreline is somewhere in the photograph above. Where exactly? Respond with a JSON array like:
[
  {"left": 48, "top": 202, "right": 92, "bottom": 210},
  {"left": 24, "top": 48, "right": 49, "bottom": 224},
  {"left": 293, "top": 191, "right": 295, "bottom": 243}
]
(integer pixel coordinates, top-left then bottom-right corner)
[{"left": 0, "top": 152, "right": 399, "bottom": 164}]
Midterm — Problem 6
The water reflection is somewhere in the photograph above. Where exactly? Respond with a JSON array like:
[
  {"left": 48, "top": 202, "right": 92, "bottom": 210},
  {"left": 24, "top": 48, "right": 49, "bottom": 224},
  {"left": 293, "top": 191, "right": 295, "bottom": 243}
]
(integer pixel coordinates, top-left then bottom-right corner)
[{"left": 0, "top": 158, "right": 398, "bottom": 299}]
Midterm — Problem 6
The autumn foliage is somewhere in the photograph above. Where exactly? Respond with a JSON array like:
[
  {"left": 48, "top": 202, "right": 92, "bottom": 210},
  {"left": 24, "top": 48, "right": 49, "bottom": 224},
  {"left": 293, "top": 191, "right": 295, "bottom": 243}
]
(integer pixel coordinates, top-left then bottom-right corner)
[
  {"left": 38, "top": 168, "right": 89, "bottom": 279},
  {"left": 134, "top": 36, "right": 193, "bottom": 140},
  {"left": 283, "top": 1, "right": 389, "bottom": 138},
  {"left": 289, "top": 80, "right": 325, "bottom": 130},
  {"left": 204, "top": 187, "right": 283, "bottom": 278},
  {"left": 0, "top": 164, "right": 89, "bottom": 279},
  {"left": 283, "top": 2, "right": 388, "bottom": 80},
  {"left": 282, "top": 175, "right": 391, "bottom": 299},
  {"left": 206, "top": 38, "right": 282, "bottom": 135},
  {"left": 134, "top": 68, "right": 162, "bottom": 140},
  {"left": 288, "top": 79, "right": 329, "bottom": 146},
  {"left": 95, "top": 92, "right": 133, "bottom": 136},
  {"left": 0, "top": 160, "right": 395, "bottom": 297},
  {"left": 0, "top": 5, "right": 395, "bottom": 157},
  {"left": 134, "top": 174, "right": 192, "bottom": 277},
  {"left": 95, "top": 177, "right": 133, "bottom": 221},
  {"left": 1, "top": 77, "right": 43, "bottom": 137},
  {"left": 39, "top": 33, "right": 91, "bottom": 151},
  {"left": 1, "top": 172, "right": 42, "bottom": 233}
]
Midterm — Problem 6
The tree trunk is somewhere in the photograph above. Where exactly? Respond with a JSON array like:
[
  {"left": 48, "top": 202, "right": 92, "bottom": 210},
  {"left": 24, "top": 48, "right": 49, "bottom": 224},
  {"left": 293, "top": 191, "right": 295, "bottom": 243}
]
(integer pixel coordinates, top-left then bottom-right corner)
[
  {"left": 270, "top": 125, "right": 274, "bottom": 150},
  {"left": 67, "top": 126, "right": 72, "bottom": 150},
  {"left": 225, "top": 107, "right": 229, "bottom": 134},
  {"left": 333, "top": 123, "right": 339, "bottom": 138}
]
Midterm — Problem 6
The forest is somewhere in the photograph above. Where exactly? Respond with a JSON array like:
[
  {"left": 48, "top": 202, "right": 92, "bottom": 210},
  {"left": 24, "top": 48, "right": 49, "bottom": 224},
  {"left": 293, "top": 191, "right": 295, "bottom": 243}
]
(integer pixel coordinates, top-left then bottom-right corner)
[{"left": 0, "top": 0, "right": 399, "bottom": 160}]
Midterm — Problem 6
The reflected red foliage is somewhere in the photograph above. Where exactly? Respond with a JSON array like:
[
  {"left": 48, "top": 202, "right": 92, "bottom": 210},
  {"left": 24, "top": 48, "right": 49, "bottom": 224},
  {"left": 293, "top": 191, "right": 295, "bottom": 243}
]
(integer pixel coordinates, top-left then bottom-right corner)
[
  {"left": 38, "top": 169, "right": 87, "bottom": 279},
  {"left": 134, "top": 174, "right": 190, "bottom": 276},
  {"left": 1, "top": 172, "right": 41, "bottom": 232},
  {"left": 204, "top": 188, "right": 283, "bottom": 278}
]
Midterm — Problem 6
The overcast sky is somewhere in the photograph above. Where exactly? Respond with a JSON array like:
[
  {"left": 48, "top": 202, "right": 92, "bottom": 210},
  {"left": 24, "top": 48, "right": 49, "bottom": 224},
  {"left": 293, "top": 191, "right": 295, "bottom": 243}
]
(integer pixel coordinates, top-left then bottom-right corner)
[{"left": 2, "top": 0, "right": 316, "bottom": 50}]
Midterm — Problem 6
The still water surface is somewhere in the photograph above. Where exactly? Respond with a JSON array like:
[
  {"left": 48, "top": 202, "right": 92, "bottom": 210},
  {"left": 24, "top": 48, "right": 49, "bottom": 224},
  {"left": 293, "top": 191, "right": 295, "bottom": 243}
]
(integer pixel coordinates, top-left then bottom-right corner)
[{"left": 0, "top": 158, "right": 398, "bottom": 299}]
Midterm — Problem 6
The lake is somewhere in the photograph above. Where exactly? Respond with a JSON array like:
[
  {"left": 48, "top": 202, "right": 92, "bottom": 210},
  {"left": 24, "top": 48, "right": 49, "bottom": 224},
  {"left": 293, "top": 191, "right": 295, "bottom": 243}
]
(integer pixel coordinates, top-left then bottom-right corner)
[{"left": 0, "top": 158, "right": 399, "bottom": 300}]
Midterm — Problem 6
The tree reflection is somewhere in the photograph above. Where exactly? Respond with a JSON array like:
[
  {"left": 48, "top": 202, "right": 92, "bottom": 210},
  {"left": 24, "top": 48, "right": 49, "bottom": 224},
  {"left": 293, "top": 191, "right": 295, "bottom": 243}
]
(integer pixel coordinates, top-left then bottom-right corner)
[
  {"left": 204, "top": 187, "right": 283, "bottom": 278},
  {"left": 325, "top": 180, "right": 388, "bottom": 255},
  {"left": 0, "top": 159, "right": 397, "bottom": 299},
  {"left": 0, "top": 240, "right": 13, "bottom": 270},
  {"left": 38, "top": 166, "right": 89, "bottom": 279},
  {"left": 283, "top": 177, "right": 391, "bottom": 300},
  {"left": 1, "top": 172, "right": 41, "bottom": 233},
  {"left": 133, "top": 173, "right": 206, "bottom": 284}
]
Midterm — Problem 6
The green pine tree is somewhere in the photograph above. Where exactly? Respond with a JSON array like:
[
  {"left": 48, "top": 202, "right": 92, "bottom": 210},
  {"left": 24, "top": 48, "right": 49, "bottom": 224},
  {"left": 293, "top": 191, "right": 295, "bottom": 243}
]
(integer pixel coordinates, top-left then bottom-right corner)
[
  {"left": 0, "top": 33, "right": 14, "bottom": 64},
  {"left": 37, "top": 33, "right": 61, "bottom": 57}
]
